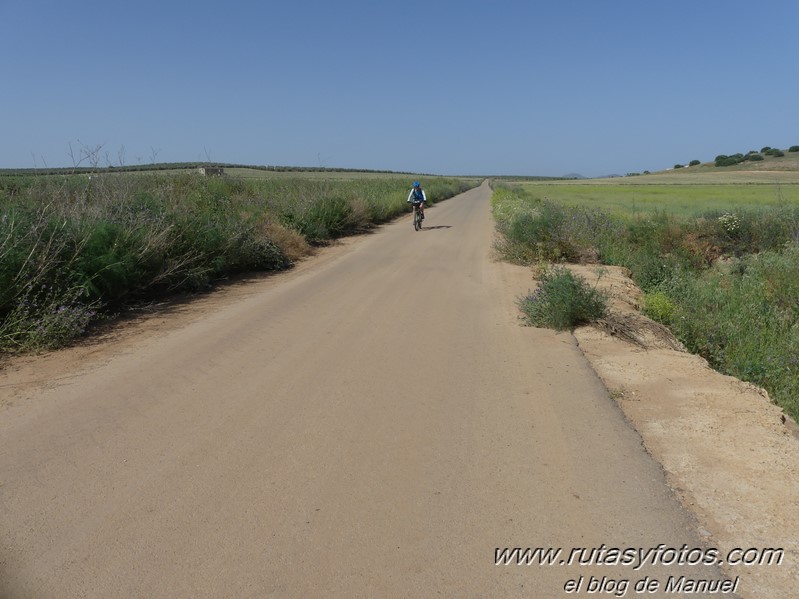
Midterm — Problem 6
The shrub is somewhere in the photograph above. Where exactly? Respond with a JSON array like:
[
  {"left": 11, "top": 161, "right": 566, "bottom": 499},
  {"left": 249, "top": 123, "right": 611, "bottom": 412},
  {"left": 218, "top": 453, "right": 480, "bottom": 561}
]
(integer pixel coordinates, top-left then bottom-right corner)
[
  {"left": 761, "top": 146, "right": 772, "bottom": 153},
  {"left": 717, "top": 212, "right": 740, "bottom": 236},
  {"left": 715, "top": 154, "right": 744, "bottom": 167},
  {"left": 0, "top": 282, "right": 97, "bottom": 351},
  {"left": 789, "top": 146, "right": 799, "bottom": 152},
  {"left": 749, "top": 153, "right": 764, "bottom": 161},
  {"left": 674, "top": 164, "right": 684, "bottom": 169},
  {"left": 518, "top": 266, "right": 608, "bottom": 331},
  {"left": 766, "top": 149, "right": 785, "bottom": 157},
  {"left": 689, "top": 160, "right": 701, "bottom": 166},
  {"left": 642, "top": 291, "right": 676, "bottom": 323}
]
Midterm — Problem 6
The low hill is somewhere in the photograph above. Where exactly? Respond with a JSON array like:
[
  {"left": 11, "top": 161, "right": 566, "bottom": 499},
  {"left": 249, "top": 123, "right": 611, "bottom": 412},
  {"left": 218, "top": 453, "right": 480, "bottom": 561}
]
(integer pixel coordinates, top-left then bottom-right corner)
[{"left": 669, "top": 148, "right": 799, "bottom": 173}]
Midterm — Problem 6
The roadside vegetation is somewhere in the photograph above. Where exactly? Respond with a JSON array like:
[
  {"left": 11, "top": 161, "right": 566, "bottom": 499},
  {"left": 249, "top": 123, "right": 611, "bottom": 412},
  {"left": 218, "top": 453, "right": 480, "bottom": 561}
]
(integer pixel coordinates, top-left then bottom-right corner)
[
  {"left": 0, "top": 171, "right": 476, "bottom": 351},
  {"left": 518, "top": 266, "right": 607, "bottom": 331},
  {"left": 492, "top": 181, "right": 799, "bottom": 421}
]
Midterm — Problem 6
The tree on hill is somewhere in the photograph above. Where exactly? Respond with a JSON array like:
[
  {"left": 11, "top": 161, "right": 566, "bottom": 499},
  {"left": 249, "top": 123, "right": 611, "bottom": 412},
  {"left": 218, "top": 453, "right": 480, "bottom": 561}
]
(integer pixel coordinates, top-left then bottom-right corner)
[{"left": 715, "top": 154, "right": 745, "bottom": 167}]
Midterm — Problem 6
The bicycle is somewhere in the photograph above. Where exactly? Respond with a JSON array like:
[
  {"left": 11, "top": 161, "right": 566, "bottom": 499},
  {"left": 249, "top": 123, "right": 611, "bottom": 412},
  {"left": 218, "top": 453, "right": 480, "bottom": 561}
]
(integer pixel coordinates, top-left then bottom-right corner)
[{"left": 412, "top": 202, "right": 424, "bottom": 231}]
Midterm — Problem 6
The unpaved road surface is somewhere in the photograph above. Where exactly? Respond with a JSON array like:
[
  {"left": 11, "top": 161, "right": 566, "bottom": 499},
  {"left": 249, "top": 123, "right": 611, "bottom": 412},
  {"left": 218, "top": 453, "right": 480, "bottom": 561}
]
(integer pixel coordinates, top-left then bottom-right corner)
[{"left": 1, "top": 182, "right": 728, "bottom": 597}]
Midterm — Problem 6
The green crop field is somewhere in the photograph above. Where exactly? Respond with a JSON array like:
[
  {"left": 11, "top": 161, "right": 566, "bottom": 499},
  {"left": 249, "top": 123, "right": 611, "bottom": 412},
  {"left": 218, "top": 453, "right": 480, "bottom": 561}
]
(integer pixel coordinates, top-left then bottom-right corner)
[
  {"left": 0, "top": 163, "right": 469, "bottom": 184},
  {"left": 223, "top": 167, "right": 464, "bottom": 182},
  {"left": 509, "top": 182, "right": 799, "bottom": 216},
  {"left": 502, "top": 153, "right": 799, "bottom": 216},
  {"left": 500, "top": 169, "right": 799, "bottom": 216}
]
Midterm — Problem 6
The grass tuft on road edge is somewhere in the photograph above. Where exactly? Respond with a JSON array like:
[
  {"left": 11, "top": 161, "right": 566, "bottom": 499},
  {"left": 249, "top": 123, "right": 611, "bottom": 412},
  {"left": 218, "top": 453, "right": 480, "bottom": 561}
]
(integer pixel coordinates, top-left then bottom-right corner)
[{"left": 518, "top": 266, "right": 608, "bottom": 331}]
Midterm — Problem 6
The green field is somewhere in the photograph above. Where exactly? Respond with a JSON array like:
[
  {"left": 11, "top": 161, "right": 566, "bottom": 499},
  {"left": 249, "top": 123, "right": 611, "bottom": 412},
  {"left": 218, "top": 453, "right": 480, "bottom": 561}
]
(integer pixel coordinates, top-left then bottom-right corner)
[
  {"left": 500, "top": 154, "right": 799, "bottom": 216},
  {"left": 223, "top": 167, "right": 465, "bottom": 182},
  {"left": 510, "top": 182, "right": 799, "bottom": 216},
  {"left": 0, "top": 163, "right": 466, "bottom": 184}
]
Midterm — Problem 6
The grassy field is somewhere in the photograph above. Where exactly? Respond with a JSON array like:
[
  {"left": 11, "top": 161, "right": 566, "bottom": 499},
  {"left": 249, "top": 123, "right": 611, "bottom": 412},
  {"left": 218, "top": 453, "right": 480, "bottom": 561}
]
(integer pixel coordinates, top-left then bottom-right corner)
[
  {"left": 223, "top": 167, "right": 460, "bottom": 181},
  {"left": 508, "top": 182, "right": 799, "bottom": 216},
  {"left": 502, "top": 153, "right": 799, "bottom": 215}
]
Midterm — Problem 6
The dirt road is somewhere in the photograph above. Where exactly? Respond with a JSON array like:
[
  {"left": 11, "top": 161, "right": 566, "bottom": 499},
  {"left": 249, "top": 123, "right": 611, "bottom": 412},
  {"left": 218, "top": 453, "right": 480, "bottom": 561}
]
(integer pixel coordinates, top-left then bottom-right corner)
[{"left": 1, "top": 182, "right": 728, "bottom": 597}]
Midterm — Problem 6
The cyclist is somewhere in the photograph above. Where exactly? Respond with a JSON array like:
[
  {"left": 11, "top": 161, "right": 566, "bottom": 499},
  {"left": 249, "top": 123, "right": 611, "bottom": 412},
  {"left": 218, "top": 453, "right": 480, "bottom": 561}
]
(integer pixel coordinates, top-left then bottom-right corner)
[{"left": 407, "top": 181, "right": 427, "bottom": 221}]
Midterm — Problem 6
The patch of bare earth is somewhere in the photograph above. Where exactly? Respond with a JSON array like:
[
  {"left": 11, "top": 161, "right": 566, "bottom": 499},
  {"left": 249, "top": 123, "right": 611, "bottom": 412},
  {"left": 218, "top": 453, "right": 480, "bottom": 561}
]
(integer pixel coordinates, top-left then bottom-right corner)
[
  {"left": 566, "top": 264, "right": 799, "bottom": 599},
  {"left": 0, "top": 238, "right": 361, "bottom": 409}
]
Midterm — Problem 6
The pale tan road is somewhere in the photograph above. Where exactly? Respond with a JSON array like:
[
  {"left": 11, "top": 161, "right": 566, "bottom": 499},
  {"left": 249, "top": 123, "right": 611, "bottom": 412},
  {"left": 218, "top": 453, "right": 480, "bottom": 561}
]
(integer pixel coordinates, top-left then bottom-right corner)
[{"left": 1, "top": 182, "right": 728, "bottom": 598}]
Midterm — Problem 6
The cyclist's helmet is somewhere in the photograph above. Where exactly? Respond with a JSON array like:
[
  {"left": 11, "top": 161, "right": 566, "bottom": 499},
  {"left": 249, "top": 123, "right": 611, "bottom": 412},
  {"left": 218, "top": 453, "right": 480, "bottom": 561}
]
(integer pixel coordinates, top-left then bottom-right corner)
[{"left": 413, "top": 181, "right": 421, "bottom": 188}]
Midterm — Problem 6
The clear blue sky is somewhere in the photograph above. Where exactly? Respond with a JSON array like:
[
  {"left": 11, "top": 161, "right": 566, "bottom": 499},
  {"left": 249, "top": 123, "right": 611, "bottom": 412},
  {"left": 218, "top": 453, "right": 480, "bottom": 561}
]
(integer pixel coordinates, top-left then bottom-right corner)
[{"left": 2, "top": 0, "right": 798, "bottom": 177}]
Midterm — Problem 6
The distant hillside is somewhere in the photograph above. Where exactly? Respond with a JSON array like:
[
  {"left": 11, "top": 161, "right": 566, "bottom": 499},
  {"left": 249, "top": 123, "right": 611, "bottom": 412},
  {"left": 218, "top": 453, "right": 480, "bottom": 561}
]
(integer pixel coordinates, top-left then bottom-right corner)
[{"left": 668, "top": 146, "right": 799, "bottom": 173}]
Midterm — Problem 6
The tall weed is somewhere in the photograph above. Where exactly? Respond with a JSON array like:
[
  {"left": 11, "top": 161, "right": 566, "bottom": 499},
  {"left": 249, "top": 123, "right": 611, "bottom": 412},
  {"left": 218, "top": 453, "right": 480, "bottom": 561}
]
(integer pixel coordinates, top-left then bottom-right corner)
[{"left": 519, "top": 266, "right": 608, "bottom": 331}]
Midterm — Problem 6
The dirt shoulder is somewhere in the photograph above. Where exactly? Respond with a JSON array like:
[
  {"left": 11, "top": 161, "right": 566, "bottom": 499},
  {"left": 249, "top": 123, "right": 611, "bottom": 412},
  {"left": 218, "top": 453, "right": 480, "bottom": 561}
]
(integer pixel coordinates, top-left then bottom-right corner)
[
  {"left": 0, "top": 237, "right": 365, "bottom": 408},
  {"left": 565, "top": 264, "right": 799, "bottom": 599}
]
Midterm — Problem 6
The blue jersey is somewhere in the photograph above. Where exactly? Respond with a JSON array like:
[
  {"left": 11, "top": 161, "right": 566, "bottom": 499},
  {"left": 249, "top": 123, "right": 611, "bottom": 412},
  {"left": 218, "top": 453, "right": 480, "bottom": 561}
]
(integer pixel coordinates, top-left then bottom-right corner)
[{"left": 408, "top": 187, "right": 427, "bottom": 204}]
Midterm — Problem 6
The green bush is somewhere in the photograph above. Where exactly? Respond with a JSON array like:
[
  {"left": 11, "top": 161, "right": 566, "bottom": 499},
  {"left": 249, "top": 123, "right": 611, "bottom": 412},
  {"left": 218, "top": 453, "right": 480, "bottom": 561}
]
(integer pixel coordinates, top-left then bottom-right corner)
[
  {"left": 715, "top": 154, "right": 744, "bottom": 167},
  {"left": 0, "top": 283, "right": 96, "bottom": 351},
  {"left": 789, "top": 146, "right": 799, "bottom": 152},
  {"left": 642, "top": 291, "right": 676, "bottom": 323},
  {"left": 689, "top": 160, "right": 701, "bottom": 166},
  {"left": 518, "top": 266, "right": 608, "bottom": 331}
]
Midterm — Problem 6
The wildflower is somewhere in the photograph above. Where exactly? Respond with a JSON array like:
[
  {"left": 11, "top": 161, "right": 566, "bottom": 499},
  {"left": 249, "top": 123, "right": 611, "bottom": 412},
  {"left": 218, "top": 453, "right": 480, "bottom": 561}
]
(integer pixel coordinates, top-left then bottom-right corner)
[{"left": 718, "top": 212, "right": 740, "bottom": 235}]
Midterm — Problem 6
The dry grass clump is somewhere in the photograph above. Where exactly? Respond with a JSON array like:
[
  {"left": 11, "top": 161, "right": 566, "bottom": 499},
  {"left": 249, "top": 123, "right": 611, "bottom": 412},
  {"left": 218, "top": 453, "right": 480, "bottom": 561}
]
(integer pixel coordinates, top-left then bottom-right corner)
[
  {"left": 259, "top": 219, "right": 312, "bottom": 263},
  {"left": 593, "top": 312, "right": 684, "bottom": 351}
]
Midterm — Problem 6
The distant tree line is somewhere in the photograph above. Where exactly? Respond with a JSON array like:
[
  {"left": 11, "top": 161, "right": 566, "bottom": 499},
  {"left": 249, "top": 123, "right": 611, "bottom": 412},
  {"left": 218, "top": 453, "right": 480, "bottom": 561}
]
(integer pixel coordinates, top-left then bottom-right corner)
[
  {"left": 663, "top": 145, "right": 797, "bottom": 171},
  {"left": 0, "top": 162, "right": 424, "bottom": 177}
]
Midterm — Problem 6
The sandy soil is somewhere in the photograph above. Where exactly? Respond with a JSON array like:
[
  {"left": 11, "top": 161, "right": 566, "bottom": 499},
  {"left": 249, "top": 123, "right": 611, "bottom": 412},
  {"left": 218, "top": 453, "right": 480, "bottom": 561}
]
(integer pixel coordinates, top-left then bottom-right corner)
[
  {"left": 0, "top": 183, "right": 792, "bottom": 597},
  {"left": 0, "top": 238, "right": 367, "bottom": 411},
  {"left": 563, "top": 264, "right": 799, "bottom": 599}
]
